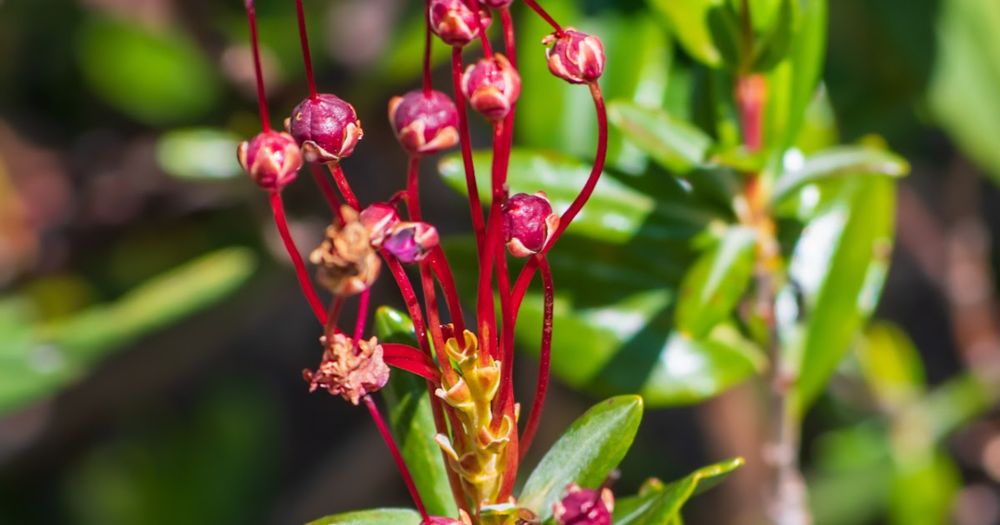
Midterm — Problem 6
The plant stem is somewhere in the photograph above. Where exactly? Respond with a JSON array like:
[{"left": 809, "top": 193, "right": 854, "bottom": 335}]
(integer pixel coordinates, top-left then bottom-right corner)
[
  {"left": 500, "top": 7, "right": 517, "bottom": 67},
  {"left": 451, "top": 47, "right": 487, "bottom": 253},
  {"left": 268, "top": 192, "right": 327, "bottom": 325},
  {"left": 521, "top": 0, "right": 564, "bottom": 35},
  {"left": 327, "top": 163, "right": 360, "bottom": 210},
  {"left": 518, "top": 255, "right": 553, "bottom": 460},
  {"left": 293, "top": 0, "right": 319, "bottom": 100},
  {"left": 423, "top": 0, "right": 434, "bottom": 97},
  {"left": 243, "top": 0, "right": 271, "bottom": 131},
  {"left": 310, "top": 164, "right": 342, "bottom": 216},
  {"left": 364, "top": 396, "right": 430, "bottom": 521},
  {"left": 353, "top": 288, "right": 370, "bottom": 347}
]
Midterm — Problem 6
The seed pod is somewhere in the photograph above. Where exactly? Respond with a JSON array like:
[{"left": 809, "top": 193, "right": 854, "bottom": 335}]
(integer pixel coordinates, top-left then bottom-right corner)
[
  {"left": 237, "top": 131, "right": 303, "bottom": 192},
  {"left": 461, "top": 54, "right": 521, "bottom": 121},
  {"left": 429, "top": 0, "right": 492, "bottom": 48},
  {"left": 388, "top": 90, "right": 460, "bottom": 156},
  {"left": 303, "top": 334, "right": 390, "bottom": 405},
  {"left": 542, "top": 29, "right": 606, "bottom": 84},
  {"left": 310, "top": 206, "right": 382, "bottom": 296},
  {"left": 286, "top": 94, "right": 363, "bottom": 164},
  {"left": 383, "top": 221, "right": 440, "bottom": 264},
  {"left": 504, "top": 192, "right": 559, "bottom": 258},
  {"left": 359, "top": 203, "right": 401, "bottom": 248},
  {"left": 553, "top": 484, "right": 615, "bottom": 525}
]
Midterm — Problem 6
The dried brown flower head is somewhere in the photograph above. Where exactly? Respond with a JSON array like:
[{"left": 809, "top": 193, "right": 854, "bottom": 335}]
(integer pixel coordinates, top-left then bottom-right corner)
[
  {"left": 303, "top": 334, "right": 390, "bottom": 405},
  {"left": 309, "top": 206, "right": 382, "bottom": 296}
]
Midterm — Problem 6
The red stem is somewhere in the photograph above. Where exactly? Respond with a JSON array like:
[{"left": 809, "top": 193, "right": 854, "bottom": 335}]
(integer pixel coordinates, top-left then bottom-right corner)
[
  {"left": 327, "top": 163, "right": 360, "bottom": 210},
  {"left": 382, "top": 343, "right": 441, "bottom": 382},
  {"left": 521, "top": 0, "right": 564, "bottom": 35},
  {"left": 407, "top": 156, "right": 423, "bottom": 221},
  {"left": 500, "top": 7, "right": 517, "bottom": 67},
  {"left": 269, "top": 192, "right": 327, "bottom": 325},
  {"left": 519, "top": 255, "right": 553, "bottom": 459},
  {"left": 243, "top": 0, "right": 271, "bottom": 131},
  {"left": 353, "top": 288, "right": 371, "bottom": 346},
  {"left": 364, "top": 396, "right": 429, "bottom": 521},
  {"left": 310, "top": 164, "right": 342, "bottom": 216},
  {"left": 511, "top": 83, "right": 607, "bottom": 316},
  {"left": 736, "top": 75, "right": 765, "bottom": 152},
  {"left": 423, "top": 0, "right": 434, "bottom": 97},
  {"left": 325, "top": 297, "right": 345, "bottom": 339},
  {"left": 451, "top": 47, "right": 487, "bottom": 252},
  {"left": 293, "top": 0, "right": 319, "bottom": 100},
  {"left": 429, "top": 247, "right": 466, "bottom": 334}
]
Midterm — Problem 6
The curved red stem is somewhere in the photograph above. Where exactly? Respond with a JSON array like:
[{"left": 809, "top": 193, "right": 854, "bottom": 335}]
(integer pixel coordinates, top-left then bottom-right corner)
[
  {"left": 293, "top": 0, "right": 319, "bottom": 100},
  {"left": 327, "top": 163, "right": 360, "bottom": 210},
  {"left": 500, "top": 7, "right": 517, "bottom": 67},
  {"left": 521, "top": 0, "right": 564, "bottom": 35},
  {"left": 353, "top": 288, "right": 371, "bottom": 347},
  {"left": 382, "top": 343, "right": 441, "bottom": 382},
  {"left": 364, "top": 396, "right": 430, "bottom": 521},
  {"left": 519, "top": 255, "right": 553, "bottom": 459},
  {"left": 451, "top": 47, "right": 487, "bottom": 252},
  {"left": 423, "top": 0, "right": 434, "bottom": 96},
  {"left": 310, "top": 164, "right": 342, "bottom": 216},
  {"left": 268, "top": 192, "right": 327, "bottom": 325},
  {"left": 243, "top": 0, "right": 271, "bottom": 131}
]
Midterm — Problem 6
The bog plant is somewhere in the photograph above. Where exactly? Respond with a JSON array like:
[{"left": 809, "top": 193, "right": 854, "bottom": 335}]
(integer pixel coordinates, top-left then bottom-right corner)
[{"left": 234, "top": 0, "right": 742, "bottom": 523}]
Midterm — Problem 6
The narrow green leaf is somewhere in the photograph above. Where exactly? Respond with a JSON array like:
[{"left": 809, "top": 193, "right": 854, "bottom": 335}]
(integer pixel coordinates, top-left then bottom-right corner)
[
  {"left": 156, "top": 128, "right": 242, "bottom": 181},
  {"left": 0, "top": 248, "right": 256, "bottom": 415},
  {"left": 675, "top": 226, "right": 757, "bottom": 338},
  {"left": 608, "top": 101, "right": 715, "bottom": 173},
  {"left": 649, "top": 0, "right": 727, "bottom": 67},
  {"left": 789, "top": 178, "right": 896, "bottom": 414},
  {"left": 771, "top": 146, "right": 909, "bottom": 206},
  {"left": 856, "top": 322, "right": 926, "bottom": 410},
  {"left": 752, "top": 0, "right": 797, "bottom": 72},
  {"left": 614, "top": 458, "right": 744, "bottom": 525},
  {"left": 306, "top": 508, "right": 422, "bottom": 525},
  {"left": 519, "top": 396, "right": 644, "bottom": 519},
  {"left": 374, "top": 307, "right": 456, "bottom": 517}
]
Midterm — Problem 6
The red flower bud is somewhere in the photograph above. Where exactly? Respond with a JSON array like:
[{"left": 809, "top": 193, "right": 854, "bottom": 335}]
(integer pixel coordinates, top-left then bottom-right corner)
[
  {"left": 384, "top": 221, "right": 440, "bottom": 264},
  {"left": 388, "top": 90, "right": 461, "bottom": 156},
  {"left": 461, "top": 54, "right": 521, "bottom": 121},
  {"left": 286, "top": 94, "right": 363, "bottom": 164},
  {"left": 543, "top": 29, "right": 606, "bottom": 84},
  {"left": 429, "top": 0, "right": 492, "bottom": 48},
  {"left": 553, "top": 484, "right": 615, "bottom": 525},
  {"left": 359, "top": 203, "right": 401, "bottom": 247},
  {"left": 237, "top": 130, "right": 303, "bottom": 192},
  {"left": 504, "top": 192, "right": 559, "bottom": 257}
]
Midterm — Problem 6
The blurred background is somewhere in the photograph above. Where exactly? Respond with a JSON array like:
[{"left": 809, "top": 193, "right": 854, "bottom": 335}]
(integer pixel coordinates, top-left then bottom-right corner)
[{"left": 1, "top": 0, "right": 1000, "bottom": 524}]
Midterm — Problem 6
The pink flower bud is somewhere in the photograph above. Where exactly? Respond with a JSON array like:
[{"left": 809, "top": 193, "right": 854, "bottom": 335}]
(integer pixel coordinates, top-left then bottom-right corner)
[
  {"left": 429, "top": 0, "right": 492, "bottom": 48},
  {"left": 359, "top": 203, "right": 401, "bottom": 247},
  {"left": 504, "top": 192, "right": 559, "bottom": 258},
  {"left": 388, "top": 90, "right": 461, "bottom": 156},
  {"left": 461, "top": 54, "right": 521, "bottom": 121},
  {"left": 384, "top": 222, "right": 440, "bottom": 264},
  {"left": 543, "top": 29, "right": 606, "bottom": 84},
  {"left": 553, "top": 485, "right": 615, "bottom": 525},
  {"left": 286, "top": 94, "right": 363, "bottom": 164},
  {"left": 237, "top": 131, "right": 303, "bottom": 192}
]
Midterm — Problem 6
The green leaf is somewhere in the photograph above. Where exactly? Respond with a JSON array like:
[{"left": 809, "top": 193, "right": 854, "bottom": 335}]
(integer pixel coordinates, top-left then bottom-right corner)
[
  {"left": 156, "top": 128, "right": 242, "bottom": 181},
  {"left": 608, "top": 101, "right": 715, "bottom": 173},
  {"left": 763, "top": 0, "right": 827, "bottom": 155},
  {"left": 76, "top": 16, "right": 221, "bottom": 125},
  {"left": 438, "top": 149, "right": 717, "bottom": 245},
  {"left": 929, "top": 0, "right": 1000, "bottom": 182},
  {"left": 306, "top": 508, "right": 422, "bottom": 525},
  {"left": 649, "top": 0, "right": 727, "bottom": 67},
  {"left": 675, "top": 226, "right": 757, "bottom": 338},
  {"left": 789, "top": 178, "right": 896, "bottom": 415},
  {"left": 0, "top": 248, "right": 256, "bottom": 415},
  {"left": 771, "top": 145, "right": 909, "bottom": 206},
  {"left": 856, "top": 322, "right": 926, "bottom": 410},
  {"left": 519, "top": 396, "right": 644, "bottom": 520},
  {"left": 374, "top": 307, "right": 456, "bottom": 517},
  {"left": 614, "top": 458, "right": 744, "bottom": 524},
  {"left": 751, "top": 0, "right": 797, "bottom": 72}
]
